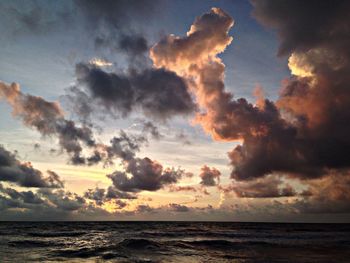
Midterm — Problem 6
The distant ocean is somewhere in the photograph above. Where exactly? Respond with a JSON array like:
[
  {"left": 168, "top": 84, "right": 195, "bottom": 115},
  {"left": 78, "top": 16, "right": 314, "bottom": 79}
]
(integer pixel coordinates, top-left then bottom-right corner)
[{"left": 0, "top": 222, "right": 349, "bottom": 262}]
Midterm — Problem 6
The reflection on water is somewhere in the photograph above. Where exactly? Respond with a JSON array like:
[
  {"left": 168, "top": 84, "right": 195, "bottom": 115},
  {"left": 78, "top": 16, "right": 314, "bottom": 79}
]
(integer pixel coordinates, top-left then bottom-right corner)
[{"left": 0, "top": 222, "right": 349, "bottom": 262}]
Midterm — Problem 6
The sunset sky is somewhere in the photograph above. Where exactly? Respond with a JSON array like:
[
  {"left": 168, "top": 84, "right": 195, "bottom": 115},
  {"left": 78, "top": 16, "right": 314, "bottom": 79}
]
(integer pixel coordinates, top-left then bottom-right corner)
[{"left": 1, "top": 0, "right": 350, "bottom": 222}]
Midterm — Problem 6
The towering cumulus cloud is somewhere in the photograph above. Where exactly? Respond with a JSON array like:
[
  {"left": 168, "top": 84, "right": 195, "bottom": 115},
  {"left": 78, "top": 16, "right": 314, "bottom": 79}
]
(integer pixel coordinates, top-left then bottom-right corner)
[
  {"left": 234, "top": 0, "right": 350, "bottom": 181},
  {"left": 151, "top": 3, "right": 350, "bottom": 195}
]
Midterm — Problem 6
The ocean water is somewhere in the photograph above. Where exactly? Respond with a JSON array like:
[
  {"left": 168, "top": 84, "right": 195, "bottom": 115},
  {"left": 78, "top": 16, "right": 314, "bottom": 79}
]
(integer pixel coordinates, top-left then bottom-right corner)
[{"left": 0, "top": 222, "right": 349, "bottom": 262}]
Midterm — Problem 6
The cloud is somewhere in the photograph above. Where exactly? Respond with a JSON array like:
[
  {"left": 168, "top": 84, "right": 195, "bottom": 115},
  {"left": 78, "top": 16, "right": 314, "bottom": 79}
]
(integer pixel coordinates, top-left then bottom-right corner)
[
  {"left": 150, "top": 4, "right": 350, "bottom": 190},
  {"left": 0, "top": 145, "right": 64, "bottom": 188},
  {"left": 168, "top": 203, "right": 190, "bottom": 212},
  {"left": 84, "top": 186, "right": 137, "bottom": 205},
  {"left": 75, "top": 0, "right": 160, "bottom": 30},
  {"left": 108, "top": 157, "right": 186, "bottom": 192},
  {"left": 168, "top": 185, "right": 198, "bottom": 193},
  {"left": 219, "top": 175, "right": 296, "bottom": 198},
  {"left": 226, "top": 0, "right": 350, "bottom": 181},
  {"left": 0, "top": 0, "right": 160, "bottom": 41},
  {"left": 0, "top": 81, "right": 99, "bottom": 165},
  {"left": 0, "top": 81, "right": 150, "bottom": 167},
  {"left": 251, "top": 0, "right": 350, "bottom": 56},
  {"left": 71, "top": 63, "right": 196, "bottom": 120},
  {"left": 141, "top": 121, "right": 162, "bottom": 140},
  {"left": 293, "top": 172, "right": 350, "bottom": 214},
  {"left": 37, "top": 188, "right": 86, "bottom": 212},
  {"left": 88, "top": 58, "right": 113, "bottom": 67},
  {"left": 0, "top": 184, "right": 44, "bottom": 204},
  {"left": 0, "top": 185, "right": 86, "bottom": 216},
  {"left": 199, "top": 165, "right": 221, "bottom": 186},
  {"left": 0, "top": 1, "right": 72, "bottom": 36},
  {"left": 1, "top": 81, "right": 191, "bottom": 197},
  {"left": 135, "top": 204, "right": 154, "bottom": 213},
  {"left": 118, "top": 34, "right": 148, "bottom": 56},
  {"left": 74, "top": 0, "right": 162, "bottom": 59},
  {"left": 150, "top": 8, "right": 290, "bottom": 146}
]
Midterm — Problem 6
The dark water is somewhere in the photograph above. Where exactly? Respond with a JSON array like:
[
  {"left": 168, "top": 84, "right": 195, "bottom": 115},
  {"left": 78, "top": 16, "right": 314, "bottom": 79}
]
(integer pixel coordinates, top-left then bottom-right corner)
[{"left": 0, "top": 222, "right": 350, "bottom": 262}]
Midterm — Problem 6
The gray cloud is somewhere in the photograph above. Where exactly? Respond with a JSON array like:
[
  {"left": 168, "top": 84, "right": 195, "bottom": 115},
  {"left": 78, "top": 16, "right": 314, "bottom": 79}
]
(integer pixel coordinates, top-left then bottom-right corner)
[
  {"left": 251, "top": 0, "right": 350, "bottom": 56},
  {"left": 219, "top": 175, "right": 296, "bottom": 198},
  {"left": 226, "top": 0, "right": 350, "bottom": 181},
  {"left": 71, "top": 63, "right": 196, "bottom": 121},
  {"left": 141, "top": 121, "right": 163, "bottom": 140},
  {"left": 168, "top": 203, "right": 190, "bottom": 212},
  {"left": 0, "top": 145, "right": 64, "bottom": 188},
  {"left": 0, "top": 185, "right": 86, "bottom": 216},
  {"left": 0, "top": 81, "right": 151, "bottom": 167},
  {"left": 199, "top": 165, "right": 221, "bottom": 186},
  {"left": 108, "top": 157, "right": 186, "bottom": 192},
  {"left": 84, "top": 186, "right": 137, "bottom": 205},
  {"left": 0, "top": 81, "right": 99, "bottom": 165}
]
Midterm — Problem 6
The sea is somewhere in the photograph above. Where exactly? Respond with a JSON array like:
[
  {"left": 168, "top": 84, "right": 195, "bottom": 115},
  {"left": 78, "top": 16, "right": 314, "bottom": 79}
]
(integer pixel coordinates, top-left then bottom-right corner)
[{"left": 0, "top": 222, "right": 349, "bottom": 262}]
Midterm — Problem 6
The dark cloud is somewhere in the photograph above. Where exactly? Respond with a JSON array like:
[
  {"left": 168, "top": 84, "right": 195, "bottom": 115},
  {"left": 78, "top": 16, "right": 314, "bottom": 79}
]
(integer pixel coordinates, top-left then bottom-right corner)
[
  {"left": 168, "top": 185, "right": 198, "bottom": 193},
  {"left": 118, "top": 35, "right": 148, "bottom": 56},
  {"left": 75, "top": 0, "right": 161, "bottom": 58},
  {"left": 141, "top": 121, "right": 162, "bottom": 140},
  {"left": 72, "top": 63, "right": 196, "bottom": 120},
  {"left": 0, "top": 145, "right": 64, "bottom": 188},
  {"left": 227, "top": 0, "right": 350, "bottom": 181},
  {"left": 108, "top": 157, "right": 186, "bottom": 192},
  {"left": 74, "top": 0, "right": 161, "bottom": 55},
  {"left": 0, "top": 1, "right": 72, "bottom": 37},
  {"left": 0, "top": 184, "right": 44, "bottom": 204},
  {"left": 0, "top": 0, "right": 160, "bottom": 42},
  {"left": 84, "top": 186, "right": 137, "bottom": 205},
  {"left": 251, "top": 0, "right": 350, "bottom": 56},
  {"left": 136, "top": 204, "right": 154, "bottom": 213},
  {"left": 95, "top": 34, "right": 149, "bottom": 62},
  {"left": 33, "top": 143, "right": 40, "bottom": 150},
  {"left": 95, "top": 130, "right": 147, "bottom": 167},
  {"left": 0, "top": 81, "right": 150, "bottom": 166},
  {"left": 84, "top": 187, "right": 105, "bottom": 206},
  {"left": 168, "top": 203, "right": 190, "bottom": 212},
  {"left": 37, "top": 188, "right": 86, "bottom": 212},
  {"left": 105, "top": 186, "right": 137, "bottom": 200},
  {"left": 199, "top": 165, "right": 221, "bottom": 186},
  {"left": 220, "top": 176, "right": 296, "bottom": 198},
  {"left": 293, "top": 172, "right": 350, "bottom": 214},
  {"left": 0, "top": 81, "right": 99, "bottom": 165},
  {"left": 0, "top": 185, "right": 86, "bottom": 215},
  {"left": 75, "top": 0, "right": 160, "bottom": 30},
  {"left": 151, "top": 5, "right": 350, "bottom": 189},
  {"left": 1, "top": 81, "right": 190, "bottom": 197}
]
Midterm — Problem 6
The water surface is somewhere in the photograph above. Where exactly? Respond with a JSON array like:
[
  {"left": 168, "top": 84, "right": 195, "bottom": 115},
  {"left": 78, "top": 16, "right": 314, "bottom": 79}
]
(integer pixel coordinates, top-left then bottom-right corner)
[{"left": 0, "top": 222, "right": 349, "bottom": 262}]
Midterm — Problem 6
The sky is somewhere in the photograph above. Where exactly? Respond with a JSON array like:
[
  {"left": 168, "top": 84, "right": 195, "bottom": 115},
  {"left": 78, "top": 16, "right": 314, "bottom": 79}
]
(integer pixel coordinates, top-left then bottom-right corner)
[{"left": 0, "top": 0, "right": 350, "bottom": 222}]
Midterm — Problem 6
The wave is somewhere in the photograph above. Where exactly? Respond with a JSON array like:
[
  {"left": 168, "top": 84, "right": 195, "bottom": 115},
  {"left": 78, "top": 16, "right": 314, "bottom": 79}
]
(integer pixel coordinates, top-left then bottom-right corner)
[
  {"left": 117, "top": 238, "right": 161, "bottom": 250},
  {"left": 8, "top": 240, "right": 60, "bottom": 248},
  {"left": 27, "top": 231, "right": 86, "bottom": 238}
]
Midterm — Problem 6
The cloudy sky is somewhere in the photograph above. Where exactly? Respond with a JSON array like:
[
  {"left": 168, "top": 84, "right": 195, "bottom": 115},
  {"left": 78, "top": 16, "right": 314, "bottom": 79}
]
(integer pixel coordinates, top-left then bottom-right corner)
[{"left": 1, "top": 0, "right": 350, "bottom": 222}]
